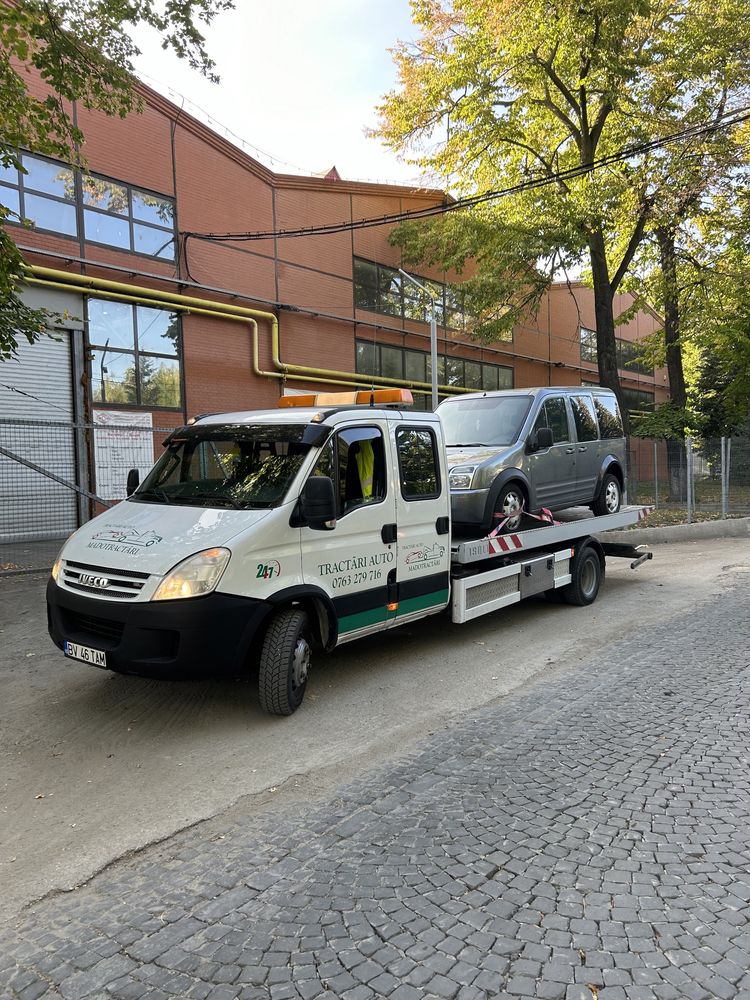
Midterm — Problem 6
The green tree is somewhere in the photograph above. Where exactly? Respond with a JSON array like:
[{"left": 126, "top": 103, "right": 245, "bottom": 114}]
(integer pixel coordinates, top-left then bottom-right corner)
[
  {"left": 0, "top": 0, "right": 233, "bottom": 360},
  {"left": 376, "top": 0, "right": 750, "bottom": 428}
]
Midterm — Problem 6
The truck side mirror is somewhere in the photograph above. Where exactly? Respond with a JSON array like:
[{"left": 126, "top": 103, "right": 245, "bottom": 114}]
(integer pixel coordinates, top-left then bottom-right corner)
[
  {"left": 301, "top": 476, "right": 337, "bottom": 530},
  {"left": 531, "top": 427, "right": 554, "bottom": 451},
  {"left": 126, "top": 468, "right": 140, "bottom": 495}
]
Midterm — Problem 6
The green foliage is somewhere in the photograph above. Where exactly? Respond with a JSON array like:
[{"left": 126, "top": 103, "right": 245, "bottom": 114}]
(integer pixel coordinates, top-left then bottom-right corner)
[
  {"left": 376, "top": 0, "right": 750, "bottom": 419},
  {"left": 0, "top": 0, "right": 233, "bottom": 360}
]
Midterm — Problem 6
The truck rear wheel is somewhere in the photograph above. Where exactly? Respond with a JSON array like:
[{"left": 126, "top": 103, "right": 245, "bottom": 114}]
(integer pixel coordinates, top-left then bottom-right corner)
[
  {"left": 258, "top": 608, "right": 311, "bottom": 716},
  {"left": 563, "top": 547, "right": 602, "bottom": 606}
]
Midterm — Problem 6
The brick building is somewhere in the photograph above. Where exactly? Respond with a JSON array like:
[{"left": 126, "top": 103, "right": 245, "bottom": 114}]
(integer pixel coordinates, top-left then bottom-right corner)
[{"left": 1, "top": 75, "right": 667, "bottom": 539}]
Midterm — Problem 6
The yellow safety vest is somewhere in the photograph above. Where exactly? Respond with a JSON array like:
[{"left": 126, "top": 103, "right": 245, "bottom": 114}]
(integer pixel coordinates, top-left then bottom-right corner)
[{"left": 355, "top": 440, "right": 375, "bottom": 498}]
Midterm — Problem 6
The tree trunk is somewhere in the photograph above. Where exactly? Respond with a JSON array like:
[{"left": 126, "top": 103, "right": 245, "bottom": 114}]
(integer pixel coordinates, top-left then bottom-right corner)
[
  {"left": 588, "top": 229, "right": 628, "bottom": 434},
  {"left": 656, "top": 225, "right": 687, "bottom": 410}
]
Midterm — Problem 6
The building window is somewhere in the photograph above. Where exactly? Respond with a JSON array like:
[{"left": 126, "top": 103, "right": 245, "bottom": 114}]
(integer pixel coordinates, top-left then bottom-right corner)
[
  {"left": 0, "top": 151, "right": 176, "bottom": 260},
  {"left": 583, "top": 380, "right": 655, "bottom": 418},
  {"left": 355, "top": 339, "right": 512, "bottom": 410},
  {"left": 353, "top": 257, "right": 511, "bottom": 340},
  {"left": 580, "top": 327, "right": 654, "bottom": 376},
  {"left": 88, "top": 299, "right": 182, "bottom": 409},
  {"left": 0, "top": 152, "right": 77, "bottom": 236},
  {"left": 82, "top": 174, "right": 175, "bottom": 260}
]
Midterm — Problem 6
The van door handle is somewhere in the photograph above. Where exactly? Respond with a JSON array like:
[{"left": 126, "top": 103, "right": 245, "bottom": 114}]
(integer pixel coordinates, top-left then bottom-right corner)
[
  {"left": 381, "top": 523, "right": 397, "bottom": 544},
  {"left": 578, "top": 446, "right": 587, "bottom": 452},
  {"left": 565, "top": 447, "right": 575, "bottom": 454}
]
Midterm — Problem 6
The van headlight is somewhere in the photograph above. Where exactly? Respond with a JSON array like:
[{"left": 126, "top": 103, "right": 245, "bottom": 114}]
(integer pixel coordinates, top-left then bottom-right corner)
[
  {"left": 449, "top": 465, "right": 477, "bottom": 490},
  {"left": 51, "top": 557, "right": 62, "bottom": 582},
  {"left": 153, "top": 547, "right": 231, "bottom": 601}
]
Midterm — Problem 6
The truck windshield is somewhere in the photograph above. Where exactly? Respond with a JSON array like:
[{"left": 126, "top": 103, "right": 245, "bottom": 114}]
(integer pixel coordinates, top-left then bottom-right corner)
[
  {"left": 134, "top": 424, "right": 322, "bottom": 509},
  {"left": 439, "top": 396, "right": 533, "bottom": 447}
]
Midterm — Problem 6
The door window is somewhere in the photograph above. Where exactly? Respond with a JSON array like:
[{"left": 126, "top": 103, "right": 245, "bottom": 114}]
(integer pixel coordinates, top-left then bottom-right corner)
[
  {"left": 570, "top": 395, "right": 599, "bottom": 442},
  {"left": 311, "top": 427, "right": 386, "bottom": 515},
  {"left": 593, "top": 395, "right": 624, "bottom": 439},
  {"left": 533, "top": 397, "right": 571, "bottom": 443},
  {"left": 396, "top": 427, "right": 440, "bottom": 499}
]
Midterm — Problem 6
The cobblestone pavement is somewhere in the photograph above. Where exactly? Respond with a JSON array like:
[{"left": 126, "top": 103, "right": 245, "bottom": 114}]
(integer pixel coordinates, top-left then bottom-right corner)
[{"left": 3, "top": 580, "right": 750, "bottom": 1000}]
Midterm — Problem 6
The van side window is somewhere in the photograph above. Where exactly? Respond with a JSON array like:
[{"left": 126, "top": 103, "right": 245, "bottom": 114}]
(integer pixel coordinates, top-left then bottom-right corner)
[
  {"left": 593, "top": 396, "right": 624, "bottom": 439},
  {"left": 396, "top": 427, "right": 440, "bottom": 499},
  {"left": 570, "top": 395, "right": 599, "bottom": 441},
  {"left": 312, "top": 427, "right": 386, "bottom": 515},
  {"left": 532, "top": 397, "right": 570, "bottom": 443}
]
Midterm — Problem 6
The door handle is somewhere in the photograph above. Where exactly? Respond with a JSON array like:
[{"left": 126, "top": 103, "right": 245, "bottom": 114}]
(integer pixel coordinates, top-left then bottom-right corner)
[
  {"left": 565, "top": 447, "right": 575, "bottom": 454},
  {"left": 381, "top": 523, "right": 397, "bottom": 544},
  {"left": 578, "top": 446, "right": 587, "bottom": 452},
  {"left": 435, "top": 516, "right": 450, "bottom": 535}
]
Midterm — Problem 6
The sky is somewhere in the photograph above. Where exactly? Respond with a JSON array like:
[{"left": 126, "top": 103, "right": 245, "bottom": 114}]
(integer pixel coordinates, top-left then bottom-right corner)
[{"left": 132, "top": 1, "right": 426, "bottom": 186}]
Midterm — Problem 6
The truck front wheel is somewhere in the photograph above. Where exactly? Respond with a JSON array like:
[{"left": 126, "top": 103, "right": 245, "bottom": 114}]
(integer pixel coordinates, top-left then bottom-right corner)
[{"left": 258, "top": 608, "right": 311, "bottom": 716}]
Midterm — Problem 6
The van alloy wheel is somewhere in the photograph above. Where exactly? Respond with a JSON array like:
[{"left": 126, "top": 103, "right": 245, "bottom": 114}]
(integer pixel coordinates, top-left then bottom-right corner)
[
  {"left": 498, "top": 486, "right": 524, "bottom": 532},
  {"left": 592, "top": 473, "right": 622, "bottom": 516}
]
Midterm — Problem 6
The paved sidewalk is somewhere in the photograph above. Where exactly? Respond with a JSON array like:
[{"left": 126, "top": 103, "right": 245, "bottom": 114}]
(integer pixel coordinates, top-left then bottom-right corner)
[{"left": 2, "top": 580, "right": 750, "bottom": 1000}]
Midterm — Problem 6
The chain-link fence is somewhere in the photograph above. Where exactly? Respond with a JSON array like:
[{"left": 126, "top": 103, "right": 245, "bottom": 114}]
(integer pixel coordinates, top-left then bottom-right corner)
[
  {"left": 0, "top": 418, "right": 179, "bottom": 574},
  {"left": 629, "top": 434, "right": 750, "bottom": 519}
]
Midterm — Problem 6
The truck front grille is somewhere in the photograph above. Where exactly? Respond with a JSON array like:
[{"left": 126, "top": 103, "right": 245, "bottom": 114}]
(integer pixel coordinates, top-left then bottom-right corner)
[{"left": 62, "top": 560, "right": 149, "bottom": 600}]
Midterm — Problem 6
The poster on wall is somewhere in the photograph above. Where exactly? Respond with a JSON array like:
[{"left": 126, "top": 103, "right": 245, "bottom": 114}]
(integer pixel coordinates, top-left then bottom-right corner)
[{"left": 93, "top": 410, "right": 154, "bottom": 501}]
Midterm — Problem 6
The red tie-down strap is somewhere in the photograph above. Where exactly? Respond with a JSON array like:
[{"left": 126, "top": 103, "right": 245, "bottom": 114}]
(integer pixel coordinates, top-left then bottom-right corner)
[{"left": 487, "top": 504, "right": 561, "bottom": 538}]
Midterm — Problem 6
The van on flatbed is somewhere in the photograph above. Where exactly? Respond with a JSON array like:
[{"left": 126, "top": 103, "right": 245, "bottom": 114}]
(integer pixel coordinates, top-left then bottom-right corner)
[{"left": 47, "top": 389, "right": 652, "bottom": 715}]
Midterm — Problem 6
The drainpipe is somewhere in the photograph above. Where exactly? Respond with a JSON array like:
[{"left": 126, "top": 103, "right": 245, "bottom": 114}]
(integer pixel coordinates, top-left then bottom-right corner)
[{"left": 25, "top": 265, "right": 466, "bottom": 398}]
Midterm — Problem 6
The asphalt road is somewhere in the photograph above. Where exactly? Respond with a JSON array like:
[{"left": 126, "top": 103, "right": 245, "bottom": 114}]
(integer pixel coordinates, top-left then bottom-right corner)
[{"left": 1, "top": 538, "right": 747, "bottom": 920}]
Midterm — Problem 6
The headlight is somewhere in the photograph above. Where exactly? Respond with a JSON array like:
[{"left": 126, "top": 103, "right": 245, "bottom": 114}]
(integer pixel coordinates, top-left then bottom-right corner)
[
  {"left": 449, "top": 465, "right": 477, "bottom": 490},
  {"left": 152, "top": 547, "right": 231, "bottom": 601},
  {"left": 51, "top": 557, "right": 62, "bottom": 581}
]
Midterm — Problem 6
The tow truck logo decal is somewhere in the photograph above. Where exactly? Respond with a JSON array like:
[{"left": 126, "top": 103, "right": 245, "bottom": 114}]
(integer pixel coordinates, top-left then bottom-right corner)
[
  {"left": 87, "top": 525, "right": 163, "bottom": 555},
  {"left": 405, "top": 543, "right": 446, "bottom": 572}
]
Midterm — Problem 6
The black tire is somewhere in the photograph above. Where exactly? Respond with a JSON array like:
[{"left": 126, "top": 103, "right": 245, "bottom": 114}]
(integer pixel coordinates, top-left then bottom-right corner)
[
  {"left": 591, "top": 472, "right": 621, "bottom": 516},
  {"left": 563, "top": 546, "right": 602, "bottom": 606},
  {"left": 492, "top": 482, "right": 526, "bottom": 533},
  {"left": 258, "top": 608, "right": 311, "bottom": 716}
]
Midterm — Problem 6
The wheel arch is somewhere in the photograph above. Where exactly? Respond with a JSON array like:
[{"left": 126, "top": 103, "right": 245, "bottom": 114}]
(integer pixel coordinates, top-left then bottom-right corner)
[
  {"left": 483, "top": 468, "right": 531, "bottom": 529},
  {"left": 597, "top": 456, "right": 625, "bottom": 493},
  {"left": 266, "top": 585, "right": 338, "bottom": 652}
]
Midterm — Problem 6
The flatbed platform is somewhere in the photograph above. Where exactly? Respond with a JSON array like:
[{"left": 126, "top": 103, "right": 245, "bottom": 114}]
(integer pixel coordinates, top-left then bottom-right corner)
[{"left": 450, "top": 505, "right": 651, "bottom": 565}]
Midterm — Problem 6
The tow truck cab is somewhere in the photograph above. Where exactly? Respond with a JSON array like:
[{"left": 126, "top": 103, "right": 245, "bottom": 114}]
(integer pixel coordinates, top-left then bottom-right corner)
[{"left": 47, "top": 391, "right": 452, "bottom": 710}]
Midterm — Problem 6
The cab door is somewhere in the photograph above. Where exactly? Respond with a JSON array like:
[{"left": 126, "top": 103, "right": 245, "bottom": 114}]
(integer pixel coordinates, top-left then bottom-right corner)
[
  {"left": 391, "top": 423, "right": 451, "bottom": 623},
  {"left": 527, "top": 396, "right": 577, "bottom": 508},
  {"left": 300, "top": 422, "right": 398, "bottom": 642}
]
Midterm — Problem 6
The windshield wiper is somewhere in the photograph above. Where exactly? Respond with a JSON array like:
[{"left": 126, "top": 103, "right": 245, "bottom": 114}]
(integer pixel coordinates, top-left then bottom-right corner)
[
  {"left": 180, "top": 491, "right": 242, "bottom": 509},
  {"left": 135, "top": 487, "right": 173, "bottom": 504}
]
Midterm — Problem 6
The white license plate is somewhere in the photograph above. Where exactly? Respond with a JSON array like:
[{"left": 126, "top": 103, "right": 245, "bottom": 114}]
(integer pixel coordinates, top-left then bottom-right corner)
[{"left": 64, "top": 641, "right": 107, "bottom": 668}]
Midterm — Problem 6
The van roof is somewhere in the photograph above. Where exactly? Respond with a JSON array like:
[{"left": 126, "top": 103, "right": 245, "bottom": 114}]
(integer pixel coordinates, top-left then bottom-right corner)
[{"left": 438, "top": 385, "right": 615, "bottom": 404}]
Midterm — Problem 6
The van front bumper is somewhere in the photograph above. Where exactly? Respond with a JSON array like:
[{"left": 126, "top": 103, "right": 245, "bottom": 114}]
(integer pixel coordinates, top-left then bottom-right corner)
[{"left": 47, "top": 579, "right": 271, "bottom": 679}]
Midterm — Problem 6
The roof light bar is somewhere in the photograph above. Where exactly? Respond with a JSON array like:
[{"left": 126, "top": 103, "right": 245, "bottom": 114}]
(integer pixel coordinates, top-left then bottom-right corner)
[{"left": 278, "top": 388, "right": 414, "bottom": 408}]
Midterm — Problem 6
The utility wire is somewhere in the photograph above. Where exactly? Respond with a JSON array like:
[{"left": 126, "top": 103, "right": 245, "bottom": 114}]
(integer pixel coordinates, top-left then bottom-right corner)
[{"left": 184, "top": 106, "right": 750, "bottom": 244}]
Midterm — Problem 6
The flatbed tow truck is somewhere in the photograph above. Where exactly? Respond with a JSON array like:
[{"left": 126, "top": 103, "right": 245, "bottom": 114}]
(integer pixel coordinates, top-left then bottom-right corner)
[{"left": 47, "top": 390, "right": 652, "bottom": 715}]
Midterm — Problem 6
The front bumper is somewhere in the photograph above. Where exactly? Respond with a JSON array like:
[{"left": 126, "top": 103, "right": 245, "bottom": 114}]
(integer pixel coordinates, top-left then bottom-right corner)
[
  {"left": 47, "top": 579, "right": 271, "bottom": 679},
  {"left": 449, "top": 487, "right": 490, "bottom": 527}
]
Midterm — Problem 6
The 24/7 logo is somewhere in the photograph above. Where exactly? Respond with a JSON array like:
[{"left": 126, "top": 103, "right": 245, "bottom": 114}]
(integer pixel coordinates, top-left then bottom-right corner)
[{"left": 256, "top": 560, "right": 281, "bottom": 580}]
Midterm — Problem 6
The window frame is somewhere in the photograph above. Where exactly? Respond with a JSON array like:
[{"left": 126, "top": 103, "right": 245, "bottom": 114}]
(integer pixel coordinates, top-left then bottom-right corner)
[
  {"left": 312, "top": 425, "right": 388, "bottom": 518},
  {"left": 0, "top": 150, "right": 177, "bottom": 260},
  {"left": 396, "top": 425, "right": 442, "bottom": 501},
  {"left": 87, "top": 299, "right": 183, "bottom": 411}
]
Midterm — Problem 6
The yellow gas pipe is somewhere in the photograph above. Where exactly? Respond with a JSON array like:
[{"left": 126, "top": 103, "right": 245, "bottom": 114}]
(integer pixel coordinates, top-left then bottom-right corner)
[{"left": 24, "top": 265, "right": 466, "bottom": 398}]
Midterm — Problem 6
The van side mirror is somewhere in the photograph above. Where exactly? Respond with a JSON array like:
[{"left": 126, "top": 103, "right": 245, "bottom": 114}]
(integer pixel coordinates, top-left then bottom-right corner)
[
  {"left": 301, "top": 476, "right": 337, "bottom": 530},
  {"left": 536, "top": 427, "right": 554, "bottom": 449},
  {"left": 126, "top": 468, "right": 140, "bottom": 495}
]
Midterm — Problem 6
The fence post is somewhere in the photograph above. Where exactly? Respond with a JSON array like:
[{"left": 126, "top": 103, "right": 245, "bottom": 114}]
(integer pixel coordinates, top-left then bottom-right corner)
[
  {"left": 653, "top": 440, "right": 659, "bottom": 509},
  {"left": 721, "top": 437, "right": 727, "bottom": 519},
  {"left": 726, "top": 437, "right": 732, "bottom": 516},
  {"left": 686, "top": 436, "right": 693, "bottom": 524}
]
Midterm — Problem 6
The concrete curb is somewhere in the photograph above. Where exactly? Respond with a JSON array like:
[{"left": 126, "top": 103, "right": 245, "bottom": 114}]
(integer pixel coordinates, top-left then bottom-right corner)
[{"left": 596, "top": 516, "right": 750, "bottom": 545}]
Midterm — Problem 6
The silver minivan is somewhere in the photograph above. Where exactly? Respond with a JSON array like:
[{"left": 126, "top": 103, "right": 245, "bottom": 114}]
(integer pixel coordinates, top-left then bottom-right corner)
[{"left": 437, "top": 387, "right": 627, "bottom": 533}]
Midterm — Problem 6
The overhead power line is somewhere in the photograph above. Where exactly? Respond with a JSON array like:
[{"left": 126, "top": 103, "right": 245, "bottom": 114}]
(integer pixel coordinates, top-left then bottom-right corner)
[{"left": 184, "top": 106, "right": 750, "bottom": 245}]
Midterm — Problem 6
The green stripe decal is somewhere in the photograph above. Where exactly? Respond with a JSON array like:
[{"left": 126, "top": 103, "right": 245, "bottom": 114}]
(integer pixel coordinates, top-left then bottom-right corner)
[
  {"left": 338, "top": 588, "right": 449, "bottom": 634},
  {"left": 398, "top": 588, "right": 450, "bottom": 617}
]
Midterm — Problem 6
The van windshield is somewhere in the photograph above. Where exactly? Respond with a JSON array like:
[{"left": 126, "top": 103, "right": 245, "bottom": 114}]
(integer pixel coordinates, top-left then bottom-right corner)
[
  {"left": 134, "top": 423, "right": 324, "bottom": 509},
  {"left": 438, "top": 396, "right": 533, "bottom": 447}
]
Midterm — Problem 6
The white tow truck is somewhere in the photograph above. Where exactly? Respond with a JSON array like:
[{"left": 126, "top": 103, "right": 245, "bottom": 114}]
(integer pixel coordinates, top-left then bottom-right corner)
[{"left": 47, "top": 389, "right": 652, "bottom": 715}]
